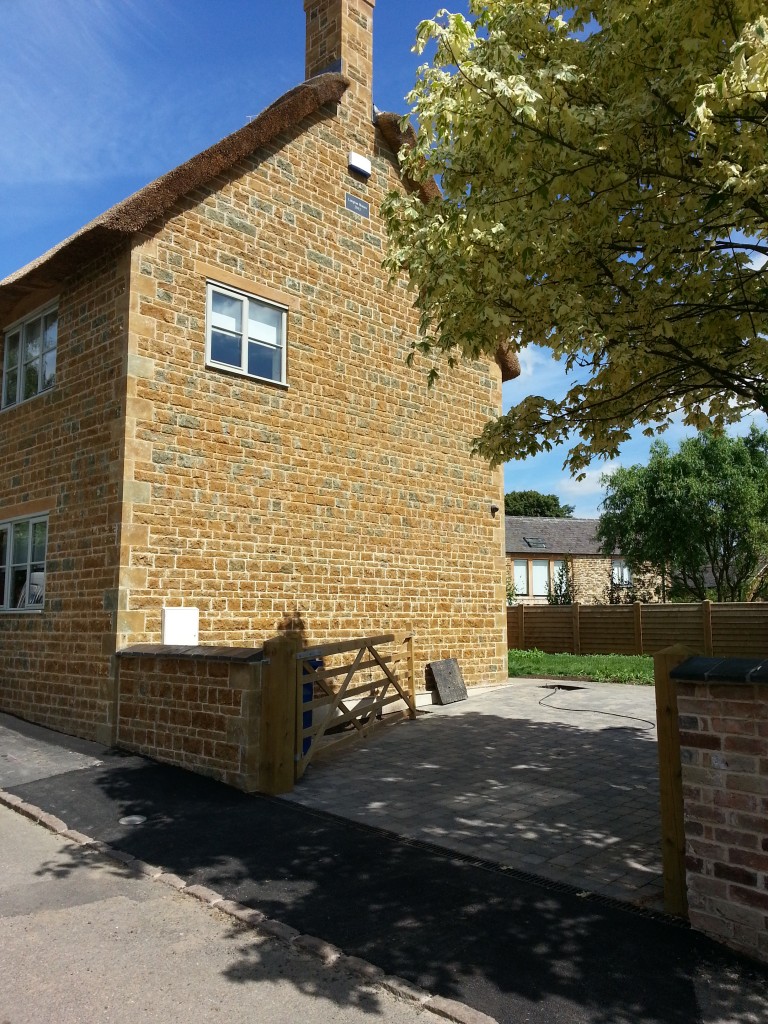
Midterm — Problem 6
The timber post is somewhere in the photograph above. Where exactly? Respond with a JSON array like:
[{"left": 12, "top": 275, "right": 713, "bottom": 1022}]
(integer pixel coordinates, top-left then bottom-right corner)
[
  {"left": 259, "top": 633, "right": 302, "bottom": 794},
  {"left": 653, "top": 643, "right": 696, "bottom": 917}
]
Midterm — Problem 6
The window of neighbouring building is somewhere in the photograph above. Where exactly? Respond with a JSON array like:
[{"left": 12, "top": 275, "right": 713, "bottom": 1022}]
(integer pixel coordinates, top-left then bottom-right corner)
[
  {"left": 612, "top": 559, "right": 632, "bottom": 586},
  {"left": 513, "top": 558, "right": 528, "bottom": 595},
  {"left": 513, "top": 557, "right": 568, "bottom": 598},
  {"left": 0, "top": 516, "right": 48, "bottom": 610},
  {"left": 532, "top": 559, "right": 550, "bottom": 596},
  {"left": 2, "top": 304, "right": 58, "bottom": 409},
  {"left": 206, "top": 282, "right": 286, "bottom": 386}
]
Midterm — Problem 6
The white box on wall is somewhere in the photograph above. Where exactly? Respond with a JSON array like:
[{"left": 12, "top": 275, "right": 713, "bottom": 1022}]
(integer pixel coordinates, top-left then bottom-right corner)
[{"left": 161, "top": 607, "right": 199, "bottom": 645}]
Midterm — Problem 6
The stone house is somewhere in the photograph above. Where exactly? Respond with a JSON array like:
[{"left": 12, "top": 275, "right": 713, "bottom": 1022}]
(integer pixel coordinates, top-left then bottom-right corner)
[
  {"left": 0, "top": 0, "right": 518, "bottom": 748},
  {"left": 505, "top": 516, "right": 647, "bottom": 605}
]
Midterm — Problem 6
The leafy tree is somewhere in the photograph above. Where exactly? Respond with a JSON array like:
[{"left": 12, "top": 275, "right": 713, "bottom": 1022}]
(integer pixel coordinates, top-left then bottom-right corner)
[
  {"left": 547, "top": 560, "right": 574, "bottom": 605},
  {"left": 504, "top": 490, "right": 574, "bottom": 517},
  {"left": 597, "top": 429, "right": 768, "bottom": 601},
  {"left": 383, "top": 2, "right": 768, "bottom": 474}
]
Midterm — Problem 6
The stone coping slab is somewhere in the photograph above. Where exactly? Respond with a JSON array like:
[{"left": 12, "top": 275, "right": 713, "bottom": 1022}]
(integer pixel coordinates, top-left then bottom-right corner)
[
  {"left": 670, "top": 656, "right": 768, "bottom": 684},
  {"left": 117, "top": 644, "right": 265, "bottom": 663}
]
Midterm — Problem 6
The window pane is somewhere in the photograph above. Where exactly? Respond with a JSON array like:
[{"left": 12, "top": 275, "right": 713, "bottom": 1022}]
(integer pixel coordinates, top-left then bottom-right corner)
[
  {"left": 24, "top": 318, "right": 42, "bottom": 362},
  {"left": 247, "top": 340, "right": 281, "bottom": 381},
  {"left": 27, "top": 566, "right": 45, "bottom": 605},
  {"left": 248, "top": 301, "right": 282, "bottom": 345},
  {"left": 612, "top": 559, "right": 631, "bottom": 585},
  {"left": 513, "top": 559, "right": 528, "bottom": 595},
  {"left": 12, "top": 568, "right": 29, "bottom": 607},
  {"left": 210, "top": 330, "right": 242, "bottom": 368},
  {"left": 532, "top": 559, "right": 549, "bottom": 596},
  {"left": 211, "top": 291, "right": 242, "bottom": 334},
  {"left": 5, "top": 331, "right": 20, "bottom": 368},
  {"left": 3, "top": 368, "right": 17, "bottom": 406},
  {"left": 23, "top": 362, "right": 39, "bottom": 400},
  {"left": 42, "top": 349, "right": 56, "bottom": 390},
  {"left": 31, "top": 521, "right": 47, "bottom": 562},
  {"left": 43, "top": 313, "right": 57, "bottom": 352},
  {"left": 0, "top": 529, "right": 6, "bottom": 608},
  {"left": 12, "top": 521, "right": 29, "bottom": 565}
]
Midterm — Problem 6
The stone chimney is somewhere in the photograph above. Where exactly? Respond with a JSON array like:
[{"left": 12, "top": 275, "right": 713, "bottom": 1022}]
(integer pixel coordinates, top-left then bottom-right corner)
[{"left": 304, "top": 0, "right": 375, "bottom": 124}]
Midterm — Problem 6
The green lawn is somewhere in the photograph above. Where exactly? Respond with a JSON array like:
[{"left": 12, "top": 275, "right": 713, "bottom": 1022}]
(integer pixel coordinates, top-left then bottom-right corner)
[{"left": 508, "top": 648, "right": 654, "bottom": 685}]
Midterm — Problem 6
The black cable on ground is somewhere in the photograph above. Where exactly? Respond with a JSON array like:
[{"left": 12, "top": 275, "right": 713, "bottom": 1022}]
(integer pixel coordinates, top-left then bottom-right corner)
[{"left": 538, "top": 685, "right": 657, "bottom": 731}]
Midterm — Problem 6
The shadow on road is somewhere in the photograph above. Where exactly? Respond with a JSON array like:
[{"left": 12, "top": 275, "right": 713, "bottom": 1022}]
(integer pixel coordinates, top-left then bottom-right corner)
[{"left": 7, "top": 711, "right": 768, "bottom": 1024}]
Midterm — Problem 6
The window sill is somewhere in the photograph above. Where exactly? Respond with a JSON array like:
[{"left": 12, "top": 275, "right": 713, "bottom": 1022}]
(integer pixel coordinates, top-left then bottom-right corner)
[{"left": 205, "top": 362, "right": 289, "bottom": 391}]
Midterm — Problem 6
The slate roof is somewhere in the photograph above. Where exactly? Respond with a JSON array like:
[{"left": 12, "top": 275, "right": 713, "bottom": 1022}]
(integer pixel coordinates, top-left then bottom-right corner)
[{"left": 505, "top": 516, "right": 610, "bottom": 557}]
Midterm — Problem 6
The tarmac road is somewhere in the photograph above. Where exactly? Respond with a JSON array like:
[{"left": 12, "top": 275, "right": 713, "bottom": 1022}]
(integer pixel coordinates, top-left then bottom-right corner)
[
  {"left": 0, "top": 805, "right": 452, "bottom": 1024},
  {"left": 1, "top": 711, "right": 767, "bottom": 1024}
]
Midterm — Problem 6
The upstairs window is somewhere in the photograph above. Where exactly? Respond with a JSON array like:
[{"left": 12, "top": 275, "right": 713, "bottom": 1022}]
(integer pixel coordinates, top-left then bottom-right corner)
[
  {"left": 206, "top": 282, "right": 286, "bottom": 386},
  {"left": 2, "top": 304, "right": 57, "bottom": 408},
  {"left": 0, "top": 516, "right": 48, "bottom": 610}
]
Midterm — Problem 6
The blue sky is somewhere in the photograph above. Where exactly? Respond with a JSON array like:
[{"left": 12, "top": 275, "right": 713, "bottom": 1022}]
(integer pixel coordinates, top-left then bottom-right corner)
[{"left": 1, "top": 0, "right": 761, "bottom": 517}]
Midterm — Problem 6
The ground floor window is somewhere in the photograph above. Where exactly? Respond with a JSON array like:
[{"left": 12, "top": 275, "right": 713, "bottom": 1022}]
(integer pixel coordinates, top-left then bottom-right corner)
[
  {"left": 612, "top": 559, "right": 632, "bottom": 586},
  {"left": 0, "top": 516, "right": 47, "bottom": 610},
  {"left": 512, "top": 557, "right": 566, "bottom": 598}
]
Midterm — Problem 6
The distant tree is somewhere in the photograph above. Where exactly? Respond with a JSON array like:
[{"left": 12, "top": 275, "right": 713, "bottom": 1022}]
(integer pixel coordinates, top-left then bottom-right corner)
[
  {"left": 597, "top": 430, "right": 768, "bottom": 602},
  {"left": 504, "top": 490, "right": 574, "bottom": 518}
]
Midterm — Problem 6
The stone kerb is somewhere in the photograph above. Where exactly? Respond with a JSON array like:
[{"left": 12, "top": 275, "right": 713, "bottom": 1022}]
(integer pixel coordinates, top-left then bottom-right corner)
[{"left": 670, "top": 656, "right": 768, "bottom": 964}]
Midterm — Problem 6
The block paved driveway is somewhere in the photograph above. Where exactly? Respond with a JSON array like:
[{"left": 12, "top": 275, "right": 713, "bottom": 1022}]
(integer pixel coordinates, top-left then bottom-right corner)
[{"left": 284, "top": 679, "right": 664, "bottom": 908}]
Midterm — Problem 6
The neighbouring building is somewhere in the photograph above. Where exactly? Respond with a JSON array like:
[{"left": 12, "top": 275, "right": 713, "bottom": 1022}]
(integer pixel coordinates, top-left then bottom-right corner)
[
  {"left": 505, "top": 516, "right": 656, "bottom": 605},
  {"left": 0, "top": 0, "right": 518, "bottom": 747}
]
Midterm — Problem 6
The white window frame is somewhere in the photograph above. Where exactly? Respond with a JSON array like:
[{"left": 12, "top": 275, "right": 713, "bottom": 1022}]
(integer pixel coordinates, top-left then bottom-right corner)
[
  {"left": 0, "top": 515, "right": 48, "bottom": 612},
  {"left": 513, "top": 558, "right": 529, "bottom": 596},
  {"left": 205, "top": 281, "right": 287, "bottom": 386},
  {"left": 612, "top": 559, "right": 632, "bottom": 586},
  {"left": 2, "top": 302, "right": 58, "bottom": 409}
]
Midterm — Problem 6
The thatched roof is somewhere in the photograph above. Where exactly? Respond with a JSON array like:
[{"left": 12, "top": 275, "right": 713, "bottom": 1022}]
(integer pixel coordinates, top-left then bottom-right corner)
[
  {"left": 0, "top": 74, "right": 349, "bottom": 321},
  {"left": 0, "top": 72, "right": 520, "bottom": 383}
]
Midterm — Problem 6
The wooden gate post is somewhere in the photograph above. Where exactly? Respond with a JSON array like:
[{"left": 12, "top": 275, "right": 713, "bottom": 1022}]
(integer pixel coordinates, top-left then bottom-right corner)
[
  {"left": 259, "top": 633, "right": 302, "bottom": 795},
  {"left": 653, "top": 643, "right": 696, "bottom": 917}
]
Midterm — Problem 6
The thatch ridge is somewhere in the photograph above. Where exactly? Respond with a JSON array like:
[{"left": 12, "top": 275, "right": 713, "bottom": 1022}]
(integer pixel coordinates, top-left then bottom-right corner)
[{"left": 0, "top": 75, "right": 349, "bottom": 318}]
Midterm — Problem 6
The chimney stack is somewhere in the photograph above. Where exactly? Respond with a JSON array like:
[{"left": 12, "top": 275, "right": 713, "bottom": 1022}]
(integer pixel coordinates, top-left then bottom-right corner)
[{"left": 304, "top": 0, "right": 375, "bottom": 124}]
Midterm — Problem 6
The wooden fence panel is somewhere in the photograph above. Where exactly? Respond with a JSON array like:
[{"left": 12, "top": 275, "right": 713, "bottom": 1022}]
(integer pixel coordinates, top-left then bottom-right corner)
[
  {"left": 521, "top": 605, "right": 574, "bottom": 653},
  {"left": 711, "top": 604, "right": 768, "bottom": 657},
  {"left": 642, "top": 605, "right": 705, "bottom": 654},
  {"left": 507, "top": 606, "right": 522, "bottom": 648},
  {"left": 507, "top": 599, "right": 768, "bottom": 657},
  {"left": 579, "top": 605, "right": 637, "bottom": 654}
]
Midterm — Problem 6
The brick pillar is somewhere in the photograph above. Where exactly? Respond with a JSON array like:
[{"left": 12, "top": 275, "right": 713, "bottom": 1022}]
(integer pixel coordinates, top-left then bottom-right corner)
[{"left": 304, "top": 0, "right": 375, "bottom": 125}]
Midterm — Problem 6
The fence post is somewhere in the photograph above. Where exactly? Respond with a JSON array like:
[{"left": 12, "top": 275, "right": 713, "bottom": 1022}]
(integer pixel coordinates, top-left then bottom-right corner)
[
  {"left": 572, "top": 603, "right": 581, "bottom": 655},
  {"left": 519, "top": 602, "right": 526, "bottom": 649},
  {"left": 634, "top": 601, "right": 643, "bottom": 654},
  {"left": 702, "top": 600, "right": 713, "bottom": 656},
  {"left": 405, "top": 633, "right": 416, "bottom": 717},
  {"left": 259, "top": 633, "right": 302, "bottom": 795},
  {"left": 653, "top": 643, "right": 695, "bottom": 918}
]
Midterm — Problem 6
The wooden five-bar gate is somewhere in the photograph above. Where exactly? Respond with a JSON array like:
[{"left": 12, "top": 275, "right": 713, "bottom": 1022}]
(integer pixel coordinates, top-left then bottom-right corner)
[{"left": 294, "top": 633, "right": 416, "bottom": 779}]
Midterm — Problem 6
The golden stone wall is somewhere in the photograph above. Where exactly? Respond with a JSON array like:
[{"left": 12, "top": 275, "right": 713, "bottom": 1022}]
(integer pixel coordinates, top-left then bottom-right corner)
[{"left": 117, "top": 97, "right": 507, "bottom": 689}]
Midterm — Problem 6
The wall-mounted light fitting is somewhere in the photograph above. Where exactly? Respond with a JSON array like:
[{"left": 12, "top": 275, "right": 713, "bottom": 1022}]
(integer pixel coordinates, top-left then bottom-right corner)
[
  {"left": 490, "top": 504, "right": 500, "bottom": 518},
  {"left": 348, "top": 151, "right": 372, "bottom": 178}
]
